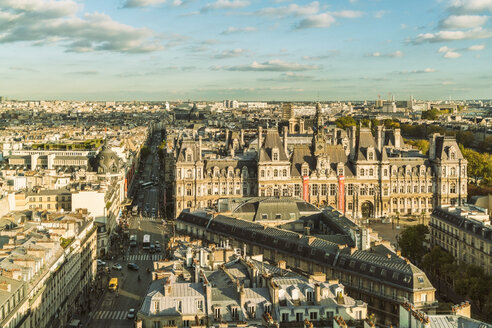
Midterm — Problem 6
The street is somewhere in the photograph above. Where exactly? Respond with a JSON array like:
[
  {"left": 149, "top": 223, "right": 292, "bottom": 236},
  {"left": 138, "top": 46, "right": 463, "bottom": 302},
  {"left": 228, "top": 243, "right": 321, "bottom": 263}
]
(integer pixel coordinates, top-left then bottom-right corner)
[
  {"left": 88, "top": 217, "right": 167, "bottom": 328},
  {"left": 86, "top": 130, "right": 167, "bottom": 328}
]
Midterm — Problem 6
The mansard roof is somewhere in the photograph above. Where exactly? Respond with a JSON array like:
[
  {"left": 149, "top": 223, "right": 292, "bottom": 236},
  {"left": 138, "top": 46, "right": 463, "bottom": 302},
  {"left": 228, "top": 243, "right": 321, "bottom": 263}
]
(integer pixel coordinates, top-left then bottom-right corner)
[
  {"left": 177, "top": 208, "right": 435, "bottom": 293},
  {"left": 434, "top": 136, "right": 464, "bottom": 161},
  {"left": 259, "top": 128, "right": 289, "bottom": 162}
]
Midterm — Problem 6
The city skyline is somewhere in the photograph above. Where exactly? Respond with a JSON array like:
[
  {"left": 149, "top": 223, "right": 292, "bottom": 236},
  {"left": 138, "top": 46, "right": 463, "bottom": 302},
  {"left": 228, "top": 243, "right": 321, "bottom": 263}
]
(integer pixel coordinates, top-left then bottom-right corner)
[{"left": 1, "top": 0, "right": 491, "bottom": 101}]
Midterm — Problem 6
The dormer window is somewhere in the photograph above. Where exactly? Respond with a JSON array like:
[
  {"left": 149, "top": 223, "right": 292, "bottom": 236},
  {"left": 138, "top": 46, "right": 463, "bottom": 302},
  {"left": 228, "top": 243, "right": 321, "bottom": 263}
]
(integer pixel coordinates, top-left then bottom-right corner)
[
  {"left": 368, "top": 152, "right": 374, "bottom": 160},
  {"left": 302, "top": 168, "right": 308, "bottom": 176},
  {"left": 450, "top": 151, "right": 455, "bottom": 160},
  {"left": 272, "top": 148, "right": 279, "bottom": 161}
]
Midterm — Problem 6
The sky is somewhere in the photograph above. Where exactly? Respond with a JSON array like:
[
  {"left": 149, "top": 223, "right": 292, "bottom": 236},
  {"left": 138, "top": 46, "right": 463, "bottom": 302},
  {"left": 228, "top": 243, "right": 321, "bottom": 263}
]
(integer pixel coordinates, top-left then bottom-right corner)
[{"left": 0, "top": 0, "right": 491, "bottom": 101}]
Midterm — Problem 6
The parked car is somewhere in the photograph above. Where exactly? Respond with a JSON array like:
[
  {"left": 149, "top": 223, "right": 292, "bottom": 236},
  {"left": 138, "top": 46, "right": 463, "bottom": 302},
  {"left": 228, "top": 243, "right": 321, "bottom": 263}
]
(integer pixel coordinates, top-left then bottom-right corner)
[
  {"left": 127, "top": 308, "right": 135, "bottom": 319},
  {"left": 127, "top": 263, "right": 139, "bottom": 271},
  {"left": 97, "top": 259, "right": 106, "bottom": 267},
  {"left": 155, "top": 245, "right": 161, "bottom": 252},
  {"left": 112, "top": 263, "right": 122, "bottom": 270},
  {"left": 149, "top": 244, "right": 155, "bottom": 253}
]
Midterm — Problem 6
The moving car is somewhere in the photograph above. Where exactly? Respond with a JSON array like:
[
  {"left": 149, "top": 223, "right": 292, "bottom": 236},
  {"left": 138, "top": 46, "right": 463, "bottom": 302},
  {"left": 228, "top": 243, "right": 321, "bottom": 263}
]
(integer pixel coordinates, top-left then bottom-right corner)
[
  {"left": 127, "top": 263, "right": 139, "bottom": 270},
  {"left": 149, "top": 244, "right": 155, "bottom": 253},
  {"left": 108, "top": 278, "right": 118, "bottom": 291},
  {"left": 97, "top": 259, "right": 106, "bottom": 267},
  {"left": 127, "top": 308, "right": 135, "bottom": 319},
  {"left": 112, "top": 263, "right": 122, "bottom": 270}
]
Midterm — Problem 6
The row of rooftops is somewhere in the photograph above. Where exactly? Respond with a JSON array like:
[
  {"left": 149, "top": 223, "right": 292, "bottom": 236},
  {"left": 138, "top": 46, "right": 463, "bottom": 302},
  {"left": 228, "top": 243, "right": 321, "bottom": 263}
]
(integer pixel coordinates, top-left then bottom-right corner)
[
  {"left": 177, "top": 208, "right": 434, "bottom": 292},
  {"left": 431, "top": 205, "right": 492, "bottom": 241}
]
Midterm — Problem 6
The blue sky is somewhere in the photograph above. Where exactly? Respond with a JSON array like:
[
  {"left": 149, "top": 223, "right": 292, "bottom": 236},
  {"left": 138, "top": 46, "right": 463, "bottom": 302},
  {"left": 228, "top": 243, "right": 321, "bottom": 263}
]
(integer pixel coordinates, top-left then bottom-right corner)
[{"left": 0, "top": 0, "right": 491, "bottom": 101}]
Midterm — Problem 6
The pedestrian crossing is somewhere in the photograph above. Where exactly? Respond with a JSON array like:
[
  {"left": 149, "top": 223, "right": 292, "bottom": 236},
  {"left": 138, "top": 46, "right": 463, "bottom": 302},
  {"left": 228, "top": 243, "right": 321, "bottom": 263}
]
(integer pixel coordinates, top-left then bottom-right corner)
[
  {"left": 138, "top": 217, "right": 157, "bottom": 221},
  {"left": 124, "top": 254, "right": 162, "bottom": 261},
  {"left": 93, "top": 310, "right": 128, "bottom": 320}
]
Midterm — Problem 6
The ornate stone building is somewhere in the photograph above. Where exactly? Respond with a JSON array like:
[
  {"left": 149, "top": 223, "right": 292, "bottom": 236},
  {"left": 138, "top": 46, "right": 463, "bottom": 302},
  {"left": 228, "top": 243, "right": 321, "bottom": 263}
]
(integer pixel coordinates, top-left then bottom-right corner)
[{"left": 174, "top": 104, "right": 467, "bottom": 219}]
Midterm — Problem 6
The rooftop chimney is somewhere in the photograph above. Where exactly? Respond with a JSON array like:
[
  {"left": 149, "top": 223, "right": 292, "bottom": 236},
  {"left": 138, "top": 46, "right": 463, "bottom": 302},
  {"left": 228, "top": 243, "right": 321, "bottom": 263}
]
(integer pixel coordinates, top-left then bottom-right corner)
[
  {"left": 258, "top": 127, "right": 263, "bottom": 151},
  {"left": 283, "top": 126, "right": 288, "bottom": 155}
]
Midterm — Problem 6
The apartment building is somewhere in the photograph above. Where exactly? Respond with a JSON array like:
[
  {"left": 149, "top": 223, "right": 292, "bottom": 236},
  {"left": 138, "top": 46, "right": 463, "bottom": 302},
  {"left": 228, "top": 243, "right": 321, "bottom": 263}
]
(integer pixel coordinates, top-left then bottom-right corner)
[
  {"left": 429, "top": 205, "right": 492, "bottom": 275},
  {"left": 137, "top": 242, "right": 367, "bottom": 328},
  {"left": 0, "top": 210, "right": 97, "bottom": 328},
  {"left": 176, "top": 200, "right": 436, "bottom": 325}
]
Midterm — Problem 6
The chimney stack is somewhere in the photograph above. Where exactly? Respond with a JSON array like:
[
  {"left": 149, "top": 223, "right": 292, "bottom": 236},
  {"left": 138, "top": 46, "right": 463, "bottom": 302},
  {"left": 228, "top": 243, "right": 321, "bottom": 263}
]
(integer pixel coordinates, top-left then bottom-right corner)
[
  {"left": 198, "top": 136, "right": 202, "bottom": 161},
  {"left": 283, "top": 126, "right": 288, "bottom": 155},
  {"left": 394, "top": 128, "right": 401, "bottom": 148},
  {"left": 258, "top": 127, "right": 263, "bottom": 151},
  {"left": 376, "top": 125, "right": 383, "bottom": 152}
]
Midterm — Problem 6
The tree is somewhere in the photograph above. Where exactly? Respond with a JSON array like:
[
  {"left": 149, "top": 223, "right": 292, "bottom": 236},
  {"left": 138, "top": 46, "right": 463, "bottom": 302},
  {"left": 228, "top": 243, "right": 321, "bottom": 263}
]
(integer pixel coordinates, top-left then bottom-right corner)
[
  {"left": 140, "top": 146, "right": 151, "bottom": 160},
  {"left": 421, "top": 108, "right": 440, "bottom": 120},
  {"left": 479, "top": 135, "right": 492, "bottom": 154},
  {"left": 335, "top": 116, "right": 356, "bottom": 129},
  {"left": 421, "top": 246, "right": 454, "bottom": 281},
  {"left": 398, "top": 224, "right": 429, "bottom": 265},
  {"left": 406, "top": 139, "right": 429, "bottom": 154}
]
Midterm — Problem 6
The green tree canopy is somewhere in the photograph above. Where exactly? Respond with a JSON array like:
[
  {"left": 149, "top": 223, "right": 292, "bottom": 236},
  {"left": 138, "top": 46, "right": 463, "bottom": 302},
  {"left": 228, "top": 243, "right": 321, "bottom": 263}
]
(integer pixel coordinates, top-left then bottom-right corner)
[
  {"left": 398, "top": 224, "right": 429, "bottom": 265},
  {"left": 335, "top": 116, "right": 356, "bottom": 129}
]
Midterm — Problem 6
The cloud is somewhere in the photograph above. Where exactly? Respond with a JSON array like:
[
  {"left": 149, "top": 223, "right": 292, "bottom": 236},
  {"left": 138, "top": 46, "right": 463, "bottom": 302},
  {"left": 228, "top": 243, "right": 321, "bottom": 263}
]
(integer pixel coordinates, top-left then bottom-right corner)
[
  {"left": 438, "top": 45, "right": 453, "bottom": 53},
  {"left": 331, "top": 10, "right": 364, "bottom": 18},
  {"left": 66, "top": 70, "right": 99, "bottom": 75},
  {"left": 443, "top": 50, "right": 462, "bottom": 58},
  {"left": 221, "top": 26, "right": 256, "bottom": 34},
  {"left": 213, "top": 48, "right": 249, "bottom": 58},
  {"left": 374, "top": 10, "right": 389, "bottom": 19},
  {"left": 439, "top": 15, "right": 488, "bottom": 28},
  {"left": 255, "top": 1, "right": 320, "bottom": 17},
  {"left": 397, "top": 68, "right": 436, "bottom": 74},
  {"left": 122, "top": 0, "right": 167, "bottom": 8},
  {"left": 368, "top": 50, "right": 403, "bottom": 57},
  {"left": 201, "top": 0, "right": 250, "bottom": 12},
  {"left": 302, "top": 51, "right": 340, "bottom": 60},
  {"left": 220, "top": 59, "right": 319, "bottom": 71},
  {"left": 442, "top": 81, "right": 456, "bottom": 85},
  {"left": 468, "top": 44, "right": 485, "bottom": 50},
  {"left": 449, "top": 0, "right": 492, "bottom": 13},
  {"left": 411, "top": 27, "right": 492, "bottom": 43},
  {"left": 9, "top": 66, "right": 38, "bottom": 72},
  {"left": 258, "top": 72, "right": 317, "bottom": 82},
  {"left": 296, "top": 13, "right": 335, "bottom": 28},
  {"left": 0, "top": 0, "right": 163, "bottom": 53}
]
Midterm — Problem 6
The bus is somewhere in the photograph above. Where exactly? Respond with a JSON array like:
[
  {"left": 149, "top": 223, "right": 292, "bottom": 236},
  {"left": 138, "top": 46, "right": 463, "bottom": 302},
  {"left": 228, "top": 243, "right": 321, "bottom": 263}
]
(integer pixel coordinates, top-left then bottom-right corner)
[
  {"left": 130, "top": 234, "right": 137, "bottom": 247},
  {"left": 141, "top": 181, "right": 153, "bottom": 189},
  {"left": 142, "top": 234, "right": 151, "bottom": 250}
]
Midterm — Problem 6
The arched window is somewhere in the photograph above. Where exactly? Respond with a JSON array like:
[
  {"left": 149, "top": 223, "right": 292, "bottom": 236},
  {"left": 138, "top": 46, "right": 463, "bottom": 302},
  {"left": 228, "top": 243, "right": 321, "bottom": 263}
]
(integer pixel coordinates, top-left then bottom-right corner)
[
  {"left": 260, "top": 170, "right": 265, "bottom": 178},
  {"left": 186, "top": 169, "right": 192, "bottom": 179},
  {"left": 282, "top": 169, "right": 287, "bottom": 177},
  {"left": 450, "top": 152, "right": 455, "bottom": 160},
  {"left": 274, "top": 169, "right": 278, "bottom": 177},
  {"left": 450, "top": 183, "right": 456, "bottom": 193},
  {"left": 229, "top": 171, "right": 233, "bottom": 178},
  {"left": 369, "top": 168, "right": 374, "bottom": 176},
  {"left": 360, "top": 168, "right": 365, "bottom": 176},
  {"left": 451, "top": 167, "right": 456, "bottom": 176}
]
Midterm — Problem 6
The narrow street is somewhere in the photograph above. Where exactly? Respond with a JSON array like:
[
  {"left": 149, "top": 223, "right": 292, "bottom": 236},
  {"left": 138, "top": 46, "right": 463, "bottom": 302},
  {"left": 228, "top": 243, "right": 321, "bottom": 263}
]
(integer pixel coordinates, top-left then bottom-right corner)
[{"left": 84, "top": 129, "right": 167, "bottom": 328}]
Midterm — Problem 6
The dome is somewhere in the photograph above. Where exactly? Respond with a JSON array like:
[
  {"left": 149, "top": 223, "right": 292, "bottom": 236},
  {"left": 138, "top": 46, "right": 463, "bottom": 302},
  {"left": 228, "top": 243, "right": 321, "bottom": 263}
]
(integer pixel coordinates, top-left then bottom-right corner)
[{"left": 95, "top": 144, "right": 120, "bottom": 174}]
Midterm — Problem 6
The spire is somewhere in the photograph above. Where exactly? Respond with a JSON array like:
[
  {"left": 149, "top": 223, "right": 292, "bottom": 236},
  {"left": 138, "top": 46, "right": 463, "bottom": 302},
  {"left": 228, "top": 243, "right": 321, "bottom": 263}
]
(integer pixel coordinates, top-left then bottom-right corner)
[{"left": 316, "top": 102, "right": 323, "bottom": 130}]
